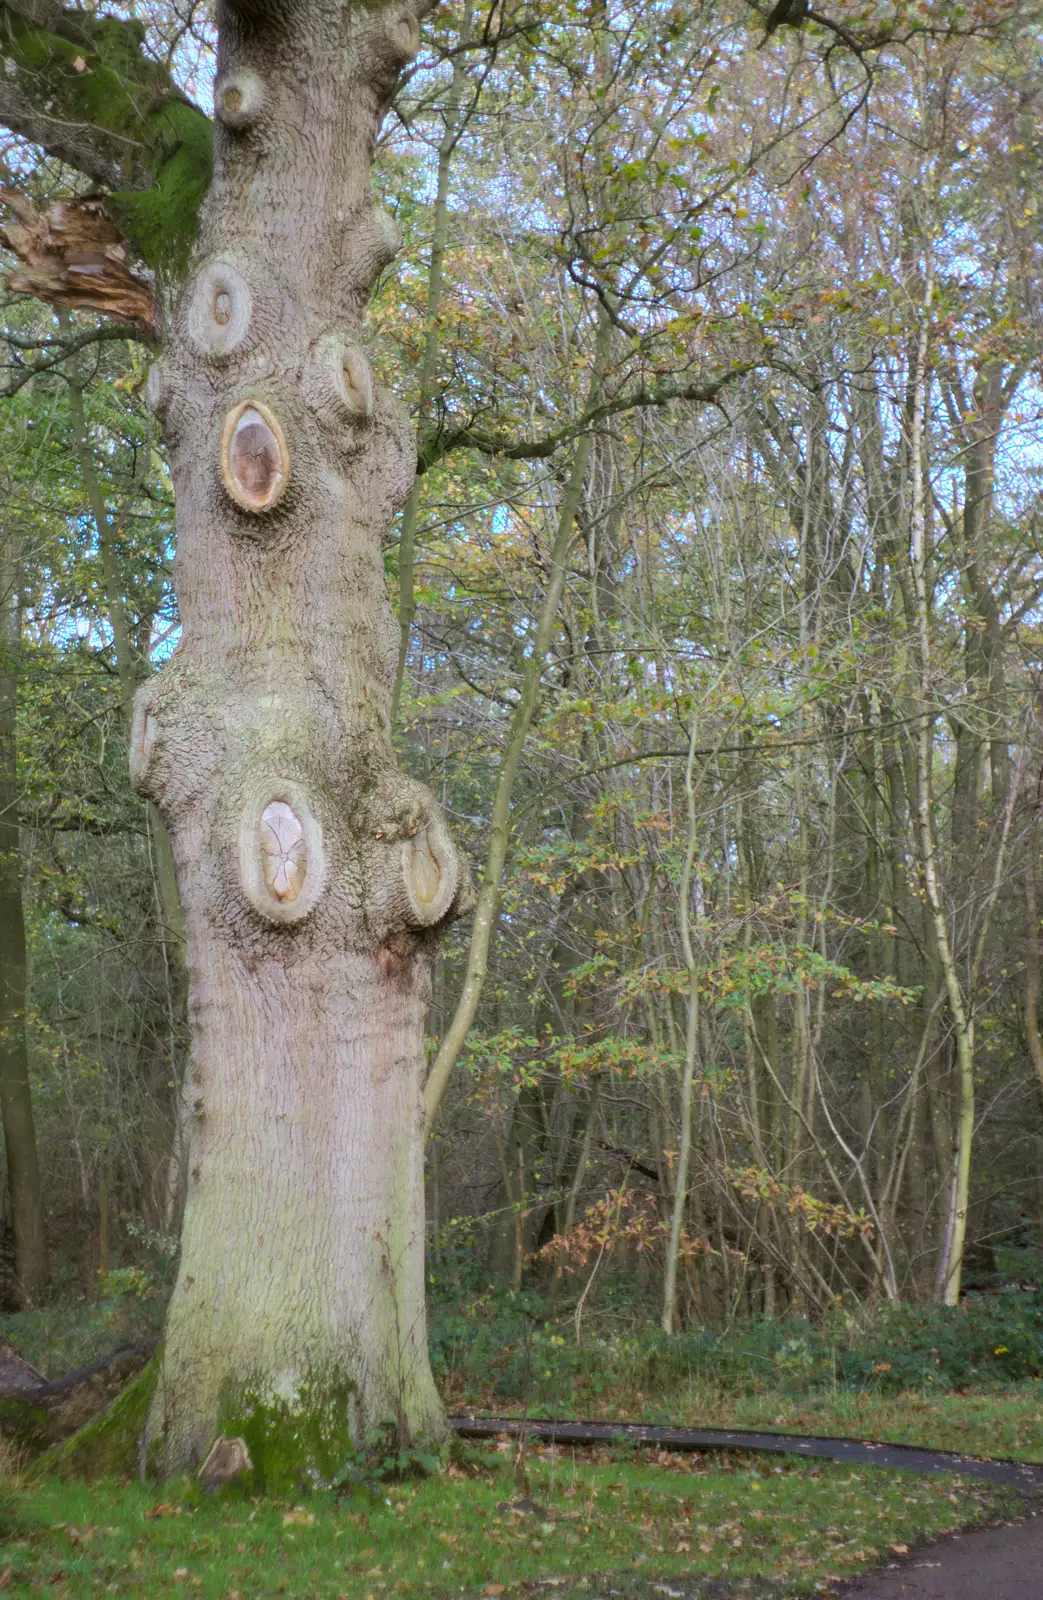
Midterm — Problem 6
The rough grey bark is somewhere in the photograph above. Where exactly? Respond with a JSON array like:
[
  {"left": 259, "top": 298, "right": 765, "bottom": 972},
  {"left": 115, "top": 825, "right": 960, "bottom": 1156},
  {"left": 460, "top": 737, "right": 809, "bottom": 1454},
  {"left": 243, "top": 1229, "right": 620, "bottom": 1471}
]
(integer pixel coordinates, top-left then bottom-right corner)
[{"left": 132, "top": 0, "right": 466, "bottom": 1482}]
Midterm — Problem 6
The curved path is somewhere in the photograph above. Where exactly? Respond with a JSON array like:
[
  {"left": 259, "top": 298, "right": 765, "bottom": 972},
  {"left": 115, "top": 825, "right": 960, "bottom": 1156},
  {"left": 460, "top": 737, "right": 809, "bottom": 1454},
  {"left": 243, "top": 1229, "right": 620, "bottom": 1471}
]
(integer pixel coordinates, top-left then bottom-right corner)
[
  {"left": 832, "top": 1506, "right": 1043, "bottom": 1597},
  {"left": 451, "top": 1415, "right": 1043, "bottom": 1490}
]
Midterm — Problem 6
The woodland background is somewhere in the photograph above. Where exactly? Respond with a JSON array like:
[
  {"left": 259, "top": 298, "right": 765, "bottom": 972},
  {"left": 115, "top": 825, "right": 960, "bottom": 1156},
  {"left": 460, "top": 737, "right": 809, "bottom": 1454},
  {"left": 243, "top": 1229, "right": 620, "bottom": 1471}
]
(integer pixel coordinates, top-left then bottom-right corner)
[{"left": 3, "top": 0, "right": 1043, "bottom": 1374}]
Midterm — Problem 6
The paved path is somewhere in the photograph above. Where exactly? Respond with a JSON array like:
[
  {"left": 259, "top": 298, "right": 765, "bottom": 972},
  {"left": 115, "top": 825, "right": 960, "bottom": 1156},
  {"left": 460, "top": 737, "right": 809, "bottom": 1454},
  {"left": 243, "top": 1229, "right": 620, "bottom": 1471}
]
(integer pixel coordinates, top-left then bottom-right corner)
[
  {"left": 832, "top": 1507, "right": 1043, "bottom": 1597},
  {"left": 453, "top": 1417, "right": 1043, "bottom": 1490}
]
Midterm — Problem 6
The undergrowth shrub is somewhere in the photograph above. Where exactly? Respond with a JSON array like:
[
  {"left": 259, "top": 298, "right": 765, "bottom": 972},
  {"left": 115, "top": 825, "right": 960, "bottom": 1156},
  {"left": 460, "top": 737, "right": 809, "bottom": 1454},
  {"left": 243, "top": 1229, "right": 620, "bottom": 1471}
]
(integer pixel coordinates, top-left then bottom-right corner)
[{"left": 428, "top": 1287, "right": 1043, "bottom": 1408}]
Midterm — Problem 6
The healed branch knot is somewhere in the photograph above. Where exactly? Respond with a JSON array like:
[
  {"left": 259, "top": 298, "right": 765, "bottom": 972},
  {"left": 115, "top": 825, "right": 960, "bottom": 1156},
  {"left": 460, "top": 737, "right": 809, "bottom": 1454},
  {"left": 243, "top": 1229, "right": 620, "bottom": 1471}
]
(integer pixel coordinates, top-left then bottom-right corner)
[
  {"left": 365, "top": 775, "right": 470, "bottom": 934},
  {"left": 214, "top": 69, "right": 265, "bottom": 130},
  {"left": 384, "top": 8, "right": 420, "bottom": 62},
  {"left": 336, "top": 205, "right": 402, "bottom": 299},
  {"left": 400, "top": 816, "right": 459, "bottom": 927},
  {"left": 187, "top": 260, "right": 253, "bottom": 360},
  {"left": 302, "top": 335, "right": 374, "bottom": 424}
]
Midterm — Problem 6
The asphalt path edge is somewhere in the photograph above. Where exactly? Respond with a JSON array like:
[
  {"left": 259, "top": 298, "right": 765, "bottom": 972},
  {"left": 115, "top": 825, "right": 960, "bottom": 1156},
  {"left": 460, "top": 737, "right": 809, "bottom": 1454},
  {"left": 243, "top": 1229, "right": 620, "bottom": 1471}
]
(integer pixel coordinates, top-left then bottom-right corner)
[{"left": 450, "top": 1414, "right": 1043, "bottom": 1489}]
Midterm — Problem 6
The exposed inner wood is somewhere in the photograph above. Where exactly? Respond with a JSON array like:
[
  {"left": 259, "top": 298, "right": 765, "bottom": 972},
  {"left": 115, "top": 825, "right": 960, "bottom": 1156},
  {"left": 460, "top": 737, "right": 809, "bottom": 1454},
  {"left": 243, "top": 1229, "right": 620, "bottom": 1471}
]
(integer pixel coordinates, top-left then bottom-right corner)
[
  {"left": 259, "top": 800, "right": 306, "bottom": 904},
  {"left": 219, "top": 400, "right": 289, "bottom": 513}
]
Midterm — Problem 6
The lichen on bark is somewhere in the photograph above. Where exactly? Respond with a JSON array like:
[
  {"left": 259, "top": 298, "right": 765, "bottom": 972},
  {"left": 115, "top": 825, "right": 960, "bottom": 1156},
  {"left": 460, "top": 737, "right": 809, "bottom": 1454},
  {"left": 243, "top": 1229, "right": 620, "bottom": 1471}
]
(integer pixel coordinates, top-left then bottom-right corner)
[{"left": 130, "top": 0, "right": 465, "bottom": 1482}]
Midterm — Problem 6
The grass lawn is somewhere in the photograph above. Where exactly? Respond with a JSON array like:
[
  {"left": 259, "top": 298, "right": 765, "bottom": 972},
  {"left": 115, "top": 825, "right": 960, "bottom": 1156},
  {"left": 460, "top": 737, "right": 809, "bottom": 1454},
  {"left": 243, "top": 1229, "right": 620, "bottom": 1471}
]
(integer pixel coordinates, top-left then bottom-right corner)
[
  {"left": 677, "top": 1380, "right": 1043, "bottom": 1461},
  {"left": 0, "top": 1445, "right": 1029, "bottom": 1599}
]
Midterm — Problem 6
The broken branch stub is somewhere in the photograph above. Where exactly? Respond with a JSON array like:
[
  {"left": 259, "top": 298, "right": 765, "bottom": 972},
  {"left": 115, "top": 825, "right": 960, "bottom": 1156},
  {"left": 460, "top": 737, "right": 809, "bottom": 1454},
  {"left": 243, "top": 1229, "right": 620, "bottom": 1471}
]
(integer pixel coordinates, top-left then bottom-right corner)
[{"left": 0, "top": 191, "right": 155, "bottom": 331}]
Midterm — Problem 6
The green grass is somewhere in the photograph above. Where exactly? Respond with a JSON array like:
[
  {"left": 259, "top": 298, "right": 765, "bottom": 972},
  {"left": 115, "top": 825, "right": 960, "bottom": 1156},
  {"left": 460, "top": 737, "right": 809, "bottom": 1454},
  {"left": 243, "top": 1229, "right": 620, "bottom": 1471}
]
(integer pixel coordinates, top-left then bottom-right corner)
[
  {"left": 675, "top": 1379, "right": 1043, "bottom": 1462},
  {"left": 0, "top": 1450, "right": 1027, "bottom": 1598}
]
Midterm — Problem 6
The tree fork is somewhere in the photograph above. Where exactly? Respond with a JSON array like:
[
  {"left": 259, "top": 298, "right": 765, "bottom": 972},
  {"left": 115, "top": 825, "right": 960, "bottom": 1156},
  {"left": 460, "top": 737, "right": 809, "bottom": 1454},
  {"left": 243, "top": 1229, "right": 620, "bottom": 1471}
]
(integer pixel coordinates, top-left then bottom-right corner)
[{"left": 132, "top": 0, "right": 466, "bottom": 1483}]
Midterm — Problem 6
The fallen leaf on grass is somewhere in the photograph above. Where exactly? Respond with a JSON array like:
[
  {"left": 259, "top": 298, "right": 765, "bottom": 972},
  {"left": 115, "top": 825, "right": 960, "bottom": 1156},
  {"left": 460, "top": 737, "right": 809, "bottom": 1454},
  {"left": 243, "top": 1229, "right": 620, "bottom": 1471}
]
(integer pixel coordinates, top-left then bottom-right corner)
[
  {"left": 283, "top": 1508, "right": 316, "bottom": 1527},
  {"left": 146, "top": 1503, "right": 182, "bottom": 1519},
  {"left": 889, "top": 1543, "right": 909, "bottom": 1555},
  {"left": 485, "top": 1587, "right": 506, "bottom": 1596}
]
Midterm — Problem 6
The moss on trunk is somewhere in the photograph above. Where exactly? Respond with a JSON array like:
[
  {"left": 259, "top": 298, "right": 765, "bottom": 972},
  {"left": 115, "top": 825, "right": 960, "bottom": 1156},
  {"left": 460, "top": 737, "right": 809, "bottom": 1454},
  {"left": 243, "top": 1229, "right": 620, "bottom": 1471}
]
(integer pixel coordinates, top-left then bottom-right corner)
[{"left": 27, "top": 1358, "right": 159, "bottom": 1484}]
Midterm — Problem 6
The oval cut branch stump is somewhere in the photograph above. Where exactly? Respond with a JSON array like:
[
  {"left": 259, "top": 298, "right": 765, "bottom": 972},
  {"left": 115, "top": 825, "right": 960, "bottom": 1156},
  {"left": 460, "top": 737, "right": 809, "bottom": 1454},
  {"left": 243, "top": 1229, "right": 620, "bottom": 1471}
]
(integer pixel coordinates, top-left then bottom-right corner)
[
  {"left": 402, "top": 816, "right": 458, "bottom": 927},
  {"left": 238, "top": 781, "right": 326, "bottom": 925},
  {"left": 304, "top": 335, "right": 374, "bottom": 422},
  {"left": 385, "top": 9, "right": 420, "bottom": 61},
  {"left": 259, "top": 801, "right": 306, "bottom": 904},
  {"left": 145, "top": 362, "right": 171, "bottom": 418},
  {"left": 220, "top": 399, "right": 289, "bottom": 514},
  {"left": 128, "top": 701, "right": 158, "bottom": 789}
]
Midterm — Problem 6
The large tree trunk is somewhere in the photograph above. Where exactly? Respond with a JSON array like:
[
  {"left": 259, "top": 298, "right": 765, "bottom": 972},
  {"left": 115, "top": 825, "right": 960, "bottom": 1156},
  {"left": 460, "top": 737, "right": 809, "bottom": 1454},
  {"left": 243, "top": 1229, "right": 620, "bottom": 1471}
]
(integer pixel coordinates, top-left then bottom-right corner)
[{"left": 132, "top": 0, "right": 466, "bottom": 1484}]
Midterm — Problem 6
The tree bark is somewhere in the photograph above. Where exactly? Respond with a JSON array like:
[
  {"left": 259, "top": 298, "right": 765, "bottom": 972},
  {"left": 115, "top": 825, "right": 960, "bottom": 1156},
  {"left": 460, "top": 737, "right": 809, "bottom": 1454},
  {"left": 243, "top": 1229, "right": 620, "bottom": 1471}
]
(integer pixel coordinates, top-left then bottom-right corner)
[{"left": 132, "top": 0, "right": 466, "bottom": 1483}]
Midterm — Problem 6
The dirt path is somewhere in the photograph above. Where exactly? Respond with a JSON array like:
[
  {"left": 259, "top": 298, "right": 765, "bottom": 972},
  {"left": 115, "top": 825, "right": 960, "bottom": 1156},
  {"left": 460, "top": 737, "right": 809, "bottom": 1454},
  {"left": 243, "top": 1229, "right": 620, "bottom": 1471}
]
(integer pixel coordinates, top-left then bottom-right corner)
[{"left": 832, "top": 1507, "right": 1043, "bottom": 1597}]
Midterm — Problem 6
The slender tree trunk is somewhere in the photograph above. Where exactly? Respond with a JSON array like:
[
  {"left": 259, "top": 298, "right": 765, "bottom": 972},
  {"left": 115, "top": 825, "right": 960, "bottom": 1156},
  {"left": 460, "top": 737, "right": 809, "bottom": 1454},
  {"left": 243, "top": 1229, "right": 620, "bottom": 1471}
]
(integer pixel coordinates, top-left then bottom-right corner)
[
  {"left": 134, "top": 0, "right": 467, "bottom": 1481},
  {"left": 1023, "top": 841, "right": 1043, "bottom": 1113},
  {"left": 663, "top": 714, "right": 700, "bottom": 1334},
  {"left": 905, "top": 260, "right": 973, "bottom": 1306},
  {"left": 423, "top": 312, "right": 612, "bottom": 1134},
  {"left": 390, "top": 0, "right": 473, "bottom": 725},
  {"left": 0, "top": 524, "right": 45, "bottom": 1304},
  {"left": 68, "top": 369, "right": 186, "bottom": 951}
]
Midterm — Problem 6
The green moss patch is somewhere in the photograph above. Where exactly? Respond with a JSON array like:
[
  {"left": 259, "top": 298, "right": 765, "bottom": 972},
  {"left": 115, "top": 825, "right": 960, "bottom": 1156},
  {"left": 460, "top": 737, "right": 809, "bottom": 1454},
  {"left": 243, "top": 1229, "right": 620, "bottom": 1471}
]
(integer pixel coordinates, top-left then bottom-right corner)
[
  {"left": 219, "top": 1373, "right": 362, "bottom": 1495},
  {"left": 5, "top": 12, "right": 212, "bottom": 273},
  {"left": 28, "top": 1357, "right": 158, "bottom": 1485}
]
